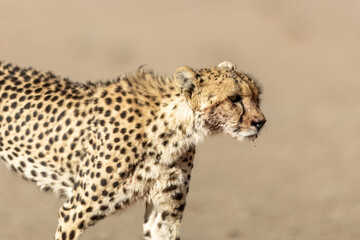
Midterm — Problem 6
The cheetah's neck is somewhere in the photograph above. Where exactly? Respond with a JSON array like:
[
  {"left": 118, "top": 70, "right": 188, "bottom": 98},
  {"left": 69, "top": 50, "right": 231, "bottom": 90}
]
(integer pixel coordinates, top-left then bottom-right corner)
[{"left": 149, "top": 92, "right": 208, "bottom": 164}]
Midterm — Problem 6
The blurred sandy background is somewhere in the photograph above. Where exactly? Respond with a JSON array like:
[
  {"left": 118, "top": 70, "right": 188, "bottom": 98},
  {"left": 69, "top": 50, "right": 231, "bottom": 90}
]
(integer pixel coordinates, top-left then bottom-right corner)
[{"left": 0, "top": 0, "right": 359, "bottom": 239}]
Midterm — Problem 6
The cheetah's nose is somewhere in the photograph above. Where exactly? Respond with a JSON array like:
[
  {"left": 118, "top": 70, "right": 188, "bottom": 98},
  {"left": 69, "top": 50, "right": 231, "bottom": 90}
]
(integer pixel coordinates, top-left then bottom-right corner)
[{"left": 251, "top": 119, "right": 266, "bottom": 131}]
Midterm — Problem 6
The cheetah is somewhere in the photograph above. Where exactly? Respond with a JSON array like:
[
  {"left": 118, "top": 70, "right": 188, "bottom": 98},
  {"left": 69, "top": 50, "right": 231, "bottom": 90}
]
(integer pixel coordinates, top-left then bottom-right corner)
[{"left": 0, "top": 60, "right": 266, "bottom": 240}]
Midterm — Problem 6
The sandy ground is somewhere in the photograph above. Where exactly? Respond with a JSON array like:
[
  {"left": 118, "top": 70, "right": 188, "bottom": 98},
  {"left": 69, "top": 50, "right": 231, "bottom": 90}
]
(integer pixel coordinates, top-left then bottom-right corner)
[{"left": 0, "top": 0, "right": 360, "bottom": 239}]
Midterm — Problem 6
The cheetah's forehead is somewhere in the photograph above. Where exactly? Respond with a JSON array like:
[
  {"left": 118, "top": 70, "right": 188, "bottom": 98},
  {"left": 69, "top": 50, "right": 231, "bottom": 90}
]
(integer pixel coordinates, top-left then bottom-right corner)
[
  {"left": 197, "top": 67, "right": 252, "bottom": 84},
  {"left": 196, "top": 67, "right": 261, "bottom": 97}
]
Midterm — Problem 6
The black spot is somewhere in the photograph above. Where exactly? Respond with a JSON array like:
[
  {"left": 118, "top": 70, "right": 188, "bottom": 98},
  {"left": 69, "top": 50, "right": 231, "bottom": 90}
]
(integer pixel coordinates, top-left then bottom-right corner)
[
  {"left": 78, "top": 220, "right": 85, "bottom": 229},
  {"left": 37, "top": 102, "right": 43, "bottom": 109},
  {"left": 106, "top": 166, "right": 113, "bottom": 173},
  {"left": 120, "top": 111, "right": 127, "bottom": 119},
  {"left": 105, "top": 98, "right": 112, "bottom": 105},
  {"left": 177, "top": 203, "right": 186, "bottom": 212},
  {"left": 37, "top": 114, "right": 44, "bottom": 121},
  {"left": 72, "top": 213, "right": 77, "bottom": 222},
  {"left": 90, "top": 214, "right": 105, "bottom": 221},
  {"left": 69, "top": 230, "right": 75, "bottom": 240},
  {"left": 120, "top": 148, "right": 126, "bottom": 154},
  {"left": 33, "top": 78, "right": 41, "bottom": 84},
  {"left": 100, "top": 205, "right": 108, "bottom": 211},
  {"left": 45, "top": 104, "right": 52, "bottom": 113},
  {"left": 112, "top": 181, "right": 119, "bottom": 188},
  {"left": 172, "top": 192, "right": 183, "bottom": 201},
  {"left": 100, "top": 179, "right": 107, "bottom": 186},
  {"left": 127, "top": 116, "right": 134, "bottom": 123},
  {"left": 101, "top": 90, "right": 108, "bottom": 98},
  {"left": 57, "top": 110, "right": 66, "bottom": 121},
  {"left": 31, "top": 170, "right": 37, "bottom": 177},
  {"left": 10, "top": 102, "right": 17, "bottom": 109},
  {"left": 104, "top": 110, "right": 111, "bottom": 117},
  {"left": 57, "top": 99, "right": 64, "bottom": 107},
  {"left": 122, "top": 135, "right": 129, "bottom": 141},
  {"left": 163, "top": 185, "right": 177, "bottom": 192},
  {"left": 114, "top": 203, "right": 122, "bottom": 210},
  {"left": 116, "top": 96, "right": 122, "bottom": 103},
  {"left": 24, "top": 102, "right": 31, "bottom": 109},
  {"left": 96, "top": 161, "right": 102, "bottom": 169},
  {"left": 162, "top": 211, "right": 170, "bottom": 220}
]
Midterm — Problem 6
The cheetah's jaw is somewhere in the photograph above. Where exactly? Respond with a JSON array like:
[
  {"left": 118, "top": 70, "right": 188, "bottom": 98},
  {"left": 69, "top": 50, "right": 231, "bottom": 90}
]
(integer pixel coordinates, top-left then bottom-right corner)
[
  {"left": 240, "top": 130, "right": 258, "bottom": 137},
  {"left": 227, "top": 129, "right": 258, "bottom": 142}
]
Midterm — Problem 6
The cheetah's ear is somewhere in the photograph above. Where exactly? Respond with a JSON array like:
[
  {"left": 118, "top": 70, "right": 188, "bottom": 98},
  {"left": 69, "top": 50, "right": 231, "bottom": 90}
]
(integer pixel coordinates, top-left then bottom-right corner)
[
  {"left": 174, "top": 66, "right": 197, "bottom": 98},
  {"left": 218, "top": 61, "right": 237, "bottom": 70}
]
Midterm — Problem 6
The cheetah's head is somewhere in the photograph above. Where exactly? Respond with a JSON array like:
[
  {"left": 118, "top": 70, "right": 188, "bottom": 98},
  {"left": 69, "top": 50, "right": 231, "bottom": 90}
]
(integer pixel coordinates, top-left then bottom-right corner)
[{"left": 175, "top": 61, "right": 266, "bottom": 141}]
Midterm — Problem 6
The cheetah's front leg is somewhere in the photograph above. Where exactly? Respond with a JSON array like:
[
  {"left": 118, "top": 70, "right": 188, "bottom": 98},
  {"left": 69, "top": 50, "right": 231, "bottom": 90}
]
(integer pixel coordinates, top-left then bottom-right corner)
[
  {"left": 143, "top": 197, "right": 185, "bottom": 240},
  {"left": 55, "top": 200, "right": 86, "bottom": 240},
  {"left": 143, "top": 147, "right": 194, "bottom": 240}
]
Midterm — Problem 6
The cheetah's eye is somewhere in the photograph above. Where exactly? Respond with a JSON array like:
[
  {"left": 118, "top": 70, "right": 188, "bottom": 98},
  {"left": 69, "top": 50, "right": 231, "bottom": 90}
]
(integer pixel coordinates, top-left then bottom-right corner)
[{"left": 229, "top": 95, "right": 242, "bottom": 103}]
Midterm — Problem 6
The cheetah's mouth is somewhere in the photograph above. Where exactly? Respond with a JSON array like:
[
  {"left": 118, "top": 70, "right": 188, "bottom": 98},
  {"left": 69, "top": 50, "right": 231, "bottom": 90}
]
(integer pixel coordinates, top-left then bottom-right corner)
[
  {"left": 246, "top": 133, "right": 258, "bottom": 141},
  {"left": 240, "top": 130, "right": 259, "bottom": 141},
  {"left": 228, "top": 129, "right": 259, "bottom": 142},
  {"left": 239, "top": 130, "right": 258, "bottom": 138}
]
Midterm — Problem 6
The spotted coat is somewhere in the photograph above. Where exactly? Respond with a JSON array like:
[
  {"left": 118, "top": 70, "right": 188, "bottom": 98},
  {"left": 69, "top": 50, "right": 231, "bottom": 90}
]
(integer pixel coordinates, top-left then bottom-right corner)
[{"left": 0, "top": 60, "right": 265, "bottom": 240}]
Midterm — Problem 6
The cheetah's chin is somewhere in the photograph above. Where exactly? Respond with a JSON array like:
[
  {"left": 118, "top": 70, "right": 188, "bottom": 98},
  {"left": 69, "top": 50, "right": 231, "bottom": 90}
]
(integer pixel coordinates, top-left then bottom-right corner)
[
  {"left": 240, "top": 130, "right": 258, "bottom": 138},
  {"left": 228, "top": 130, "right": 258, "bottom": 142}
]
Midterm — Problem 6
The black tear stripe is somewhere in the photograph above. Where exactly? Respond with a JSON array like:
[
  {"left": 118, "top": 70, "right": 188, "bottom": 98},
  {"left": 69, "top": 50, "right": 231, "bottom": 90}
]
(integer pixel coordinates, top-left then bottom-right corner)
[{"left": 238, "top": 99, "right": 245, "bottom": 124}]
